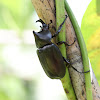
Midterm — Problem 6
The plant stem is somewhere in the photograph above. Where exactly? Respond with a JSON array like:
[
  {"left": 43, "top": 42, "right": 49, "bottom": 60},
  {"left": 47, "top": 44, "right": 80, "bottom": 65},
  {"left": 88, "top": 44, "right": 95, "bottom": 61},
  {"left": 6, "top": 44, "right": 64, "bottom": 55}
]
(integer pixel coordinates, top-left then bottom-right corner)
[
  {"left": 64, "top": 0, "right": 93, "bottom": 100},
  {"left": 55, "top": 0, "right": 76, "bottom": 99}
]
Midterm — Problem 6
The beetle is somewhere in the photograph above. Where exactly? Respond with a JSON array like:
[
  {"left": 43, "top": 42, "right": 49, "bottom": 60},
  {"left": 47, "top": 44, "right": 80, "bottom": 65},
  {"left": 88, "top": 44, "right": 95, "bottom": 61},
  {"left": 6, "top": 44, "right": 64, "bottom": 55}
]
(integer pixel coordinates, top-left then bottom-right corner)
[
  {"left": 33, "top": 15, "right": 70, "bottom": 79},
  {"left": 33, "top": 15, "right": 89, "bottom": 79}
]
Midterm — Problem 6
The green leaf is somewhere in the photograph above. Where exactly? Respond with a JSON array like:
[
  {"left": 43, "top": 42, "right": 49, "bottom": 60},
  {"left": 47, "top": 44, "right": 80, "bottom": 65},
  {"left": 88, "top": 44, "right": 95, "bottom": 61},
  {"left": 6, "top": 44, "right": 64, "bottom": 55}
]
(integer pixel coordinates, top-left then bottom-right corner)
[
  {"left": 81, "top": 0, "right": 100, "bottom": 85},
  {"left": 0, "top": 0, "right": 34, "bottom": 30}
]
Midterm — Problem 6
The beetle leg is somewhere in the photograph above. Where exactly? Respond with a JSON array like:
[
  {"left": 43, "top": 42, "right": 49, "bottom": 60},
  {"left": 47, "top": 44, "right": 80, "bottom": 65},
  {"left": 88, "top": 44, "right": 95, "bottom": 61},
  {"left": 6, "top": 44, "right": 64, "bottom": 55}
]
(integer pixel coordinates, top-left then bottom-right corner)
[
  {"left": 36, "top": 19, "right": 45, "bottom": 24},
  {"left": 57, "top": 38, "right": 76, "bottom": 46},
  {"left": 52, "top": 15, "right": 68, "bottom": 38},
  {"left": 63, "top": 57, "right": 90, "bottom": 73},
  {"left": 63, "top": 57, "right": 70, "bottom": 64}
]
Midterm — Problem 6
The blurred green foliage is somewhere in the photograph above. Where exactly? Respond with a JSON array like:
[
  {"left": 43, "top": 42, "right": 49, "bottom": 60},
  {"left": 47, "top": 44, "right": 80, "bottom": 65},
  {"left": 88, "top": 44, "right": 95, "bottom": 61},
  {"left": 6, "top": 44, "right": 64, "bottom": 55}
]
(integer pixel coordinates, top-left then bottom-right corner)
[
  {"left": 0, "top": 75, "right": 27, "bottom": 100},
  {"left": 0, "top": 0, "right": 36, "bottom": 100},
  {"left": 0, "top": 0, "right": 34, "bottom": 30},
  {"left": 0, "top": 74, "right": 35, "bottom": 100},
  {"left": 81, "top": 0, "right": 100, "bottom": 84}
]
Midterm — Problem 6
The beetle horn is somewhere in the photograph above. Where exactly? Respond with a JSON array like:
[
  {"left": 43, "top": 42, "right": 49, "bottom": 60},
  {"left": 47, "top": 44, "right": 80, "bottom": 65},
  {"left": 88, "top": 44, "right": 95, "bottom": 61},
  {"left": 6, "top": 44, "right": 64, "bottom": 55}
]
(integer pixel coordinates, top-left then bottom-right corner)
[
  {"left": 36, "top": 19, "right": 45, "bottom": 25},
  {"left": 33, "top": 31, "right": 38, "bottom": 36}
]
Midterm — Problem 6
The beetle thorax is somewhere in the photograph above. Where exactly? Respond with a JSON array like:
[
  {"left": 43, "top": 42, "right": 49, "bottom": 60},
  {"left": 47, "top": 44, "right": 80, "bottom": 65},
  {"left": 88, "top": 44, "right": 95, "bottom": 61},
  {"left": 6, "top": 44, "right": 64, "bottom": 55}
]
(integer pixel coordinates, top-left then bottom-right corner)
[{"left": 34, "top": 30, "right": 52, "bottom": 48}]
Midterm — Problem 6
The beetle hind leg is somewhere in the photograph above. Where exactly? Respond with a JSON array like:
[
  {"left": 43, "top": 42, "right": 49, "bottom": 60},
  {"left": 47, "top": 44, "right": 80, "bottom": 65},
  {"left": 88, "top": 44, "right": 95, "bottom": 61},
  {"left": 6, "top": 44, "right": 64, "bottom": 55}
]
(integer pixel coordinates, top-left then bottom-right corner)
[{"left": 63, "top": 57, "right": 90, "bottom": 73}]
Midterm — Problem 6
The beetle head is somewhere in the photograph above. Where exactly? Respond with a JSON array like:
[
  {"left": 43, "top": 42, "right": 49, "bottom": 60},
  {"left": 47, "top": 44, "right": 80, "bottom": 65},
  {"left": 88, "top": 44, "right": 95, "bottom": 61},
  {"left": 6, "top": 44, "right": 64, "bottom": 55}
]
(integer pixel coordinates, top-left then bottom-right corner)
[
  {"left": 36, "top": 19, "right": 52, "bottom": 31},
  {"left": 33, "top": 19, "right": 53, "bottom": 48}
]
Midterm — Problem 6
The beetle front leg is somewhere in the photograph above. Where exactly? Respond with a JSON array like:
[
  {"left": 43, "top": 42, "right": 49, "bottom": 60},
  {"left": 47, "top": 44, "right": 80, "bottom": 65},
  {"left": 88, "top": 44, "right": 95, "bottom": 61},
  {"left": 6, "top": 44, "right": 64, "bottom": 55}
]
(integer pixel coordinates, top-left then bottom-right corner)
[
  {"left": 52, "top": 15, "right": 68, "bottom": 38},
  {"left": 63, "top": 57, "right": 90, "bottom": 73},
  {"left": 36, "top": 19, "right": 45, "bottom": 24}
]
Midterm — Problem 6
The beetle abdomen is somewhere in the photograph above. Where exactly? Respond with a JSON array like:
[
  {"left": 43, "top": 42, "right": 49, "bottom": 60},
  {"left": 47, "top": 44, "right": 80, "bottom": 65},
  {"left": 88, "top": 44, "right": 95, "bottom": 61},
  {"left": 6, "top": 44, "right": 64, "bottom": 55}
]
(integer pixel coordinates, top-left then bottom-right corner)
[{"left": 37, "top": 44, "right": 66, "bottom": 79}]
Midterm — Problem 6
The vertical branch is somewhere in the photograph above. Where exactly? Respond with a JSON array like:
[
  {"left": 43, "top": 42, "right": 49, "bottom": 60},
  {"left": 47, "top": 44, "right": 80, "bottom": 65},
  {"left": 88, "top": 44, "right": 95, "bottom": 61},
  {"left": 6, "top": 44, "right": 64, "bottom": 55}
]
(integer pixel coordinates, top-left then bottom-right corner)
[
  {"left": 64, "top": 1, "right": 93, "bottom": 100},
  {"left": 55, "top": 0, "right": 76, "bottom": 99}
]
